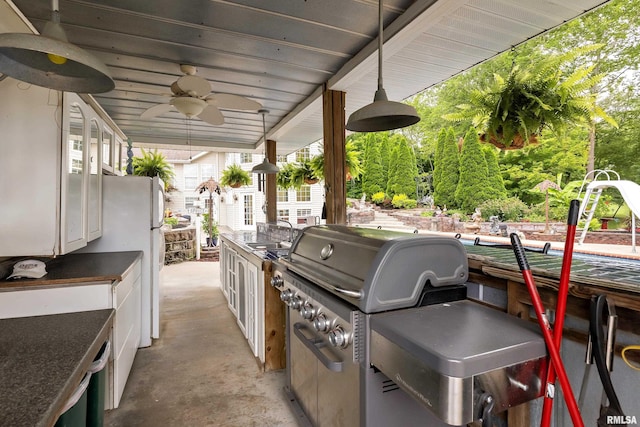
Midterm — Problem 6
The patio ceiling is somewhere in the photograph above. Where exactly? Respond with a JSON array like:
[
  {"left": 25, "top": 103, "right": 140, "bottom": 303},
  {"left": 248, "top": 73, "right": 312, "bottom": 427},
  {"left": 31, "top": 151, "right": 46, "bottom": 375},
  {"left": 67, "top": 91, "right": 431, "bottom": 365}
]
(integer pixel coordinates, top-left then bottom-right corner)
[{"left": 9, "top": 0, "right": 610, "bottom": 155}]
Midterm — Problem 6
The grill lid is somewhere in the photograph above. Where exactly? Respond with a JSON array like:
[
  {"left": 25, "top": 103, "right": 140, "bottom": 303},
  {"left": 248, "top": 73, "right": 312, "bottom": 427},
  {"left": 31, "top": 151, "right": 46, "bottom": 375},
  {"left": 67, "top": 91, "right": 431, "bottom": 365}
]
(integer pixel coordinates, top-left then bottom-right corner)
[{"left": 280, "top": 225, "right": 468, "bottom": 313}]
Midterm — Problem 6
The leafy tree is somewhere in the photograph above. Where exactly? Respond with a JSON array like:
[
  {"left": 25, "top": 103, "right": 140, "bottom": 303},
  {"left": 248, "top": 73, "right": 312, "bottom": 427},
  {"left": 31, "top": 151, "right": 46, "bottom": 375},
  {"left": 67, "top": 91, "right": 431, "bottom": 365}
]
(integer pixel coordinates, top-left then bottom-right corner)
[
  {"left": 379, "top": 134, "right": 393, "bottom": 190},
  {"left": 433, "top": 129, "right": 459, "bottom": 208},
  {"left": 455, "top": 128, "right": 493, "bottom": 212}
]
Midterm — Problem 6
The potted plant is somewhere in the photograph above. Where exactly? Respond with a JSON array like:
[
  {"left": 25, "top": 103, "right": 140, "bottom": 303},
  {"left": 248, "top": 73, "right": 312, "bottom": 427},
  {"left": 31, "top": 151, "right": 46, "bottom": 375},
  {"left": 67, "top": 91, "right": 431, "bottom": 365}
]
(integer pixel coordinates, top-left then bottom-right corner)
[
  {"left": 309, "top": 141, "right": 363, "bottom": 181},
  {"left": 132, "top": 148, "right": 175, "bottom": 188},
  {"left": 202, "top": 213, "right": 219, "bottom": 246},
  {"left": 290, "top": 159, "right": 320, "bottom": 189},
  {"left": 276, "top": 162, "right": 297, "bottom": 190},
  {"left": 444, "top": 46, "right": 616, "bottom": 150},
  {"left": 220, "top": 164, "right": 251, "bottom": 188}
]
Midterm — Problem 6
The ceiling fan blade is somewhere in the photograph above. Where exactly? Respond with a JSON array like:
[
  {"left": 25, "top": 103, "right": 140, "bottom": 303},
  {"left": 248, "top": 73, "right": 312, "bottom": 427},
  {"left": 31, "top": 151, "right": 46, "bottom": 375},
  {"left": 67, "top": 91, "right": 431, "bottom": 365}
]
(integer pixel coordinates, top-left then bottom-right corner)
[
  {"left": 176, "top": 75, "right": 211, "bottom": 97},
  {"left": 206, "top": 93, "right": 262, "bottom": 110},
  {"left": 140, "top": 103, "right": 174, "bottom": 119},
  {"left": 198, "top": 105, "right": 225, "bottom": 126}
]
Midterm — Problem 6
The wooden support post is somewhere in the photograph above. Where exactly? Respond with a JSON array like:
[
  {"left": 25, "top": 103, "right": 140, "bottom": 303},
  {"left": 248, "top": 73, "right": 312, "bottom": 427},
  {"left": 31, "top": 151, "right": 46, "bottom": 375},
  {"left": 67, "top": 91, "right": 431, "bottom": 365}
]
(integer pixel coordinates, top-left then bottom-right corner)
[
  {"left": 322, "top": 88, "right": 346, "bottom": 224},
  {"left": 265, "top": 139, "right": 277, "bottom": 223}
]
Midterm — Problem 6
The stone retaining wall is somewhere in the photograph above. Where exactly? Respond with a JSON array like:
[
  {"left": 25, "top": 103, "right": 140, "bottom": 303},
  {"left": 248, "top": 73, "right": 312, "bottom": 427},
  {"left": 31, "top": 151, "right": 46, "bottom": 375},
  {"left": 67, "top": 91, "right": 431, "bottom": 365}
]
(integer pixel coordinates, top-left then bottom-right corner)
[{"left": 164, "top": 226, "right": 196, "bottom": 264}]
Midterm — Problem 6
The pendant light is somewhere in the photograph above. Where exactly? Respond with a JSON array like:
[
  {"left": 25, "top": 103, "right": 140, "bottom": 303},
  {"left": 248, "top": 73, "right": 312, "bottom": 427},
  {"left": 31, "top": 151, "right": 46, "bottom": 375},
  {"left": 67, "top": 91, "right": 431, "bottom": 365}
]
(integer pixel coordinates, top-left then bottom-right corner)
[
  {"left": 0, "top": 0, "right": 115, "bottom": 93},
  {"left": 251, "top": 109, "right": 280, "bottom": 174},
  {"left": 346, "top": 0, "right": 420, "bottom": 132}
]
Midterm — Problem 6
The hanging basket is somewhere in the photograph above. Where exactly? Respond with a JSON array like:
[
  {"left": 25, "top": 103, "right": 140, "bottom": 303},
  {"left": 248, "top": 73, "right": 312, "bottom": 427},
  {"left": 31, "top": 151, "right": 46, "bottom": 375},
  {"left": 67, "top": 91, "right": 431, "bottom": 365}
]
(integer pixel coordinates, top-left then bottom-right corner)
[
  {"left": 304, "top": 178, "right": 319, "bottom": 185},
  {"left": 480, "top": 132, "right": 539, "bottom": 150},
  {"left": 229, "top": 182, "right": 242, "bottom": 188}
]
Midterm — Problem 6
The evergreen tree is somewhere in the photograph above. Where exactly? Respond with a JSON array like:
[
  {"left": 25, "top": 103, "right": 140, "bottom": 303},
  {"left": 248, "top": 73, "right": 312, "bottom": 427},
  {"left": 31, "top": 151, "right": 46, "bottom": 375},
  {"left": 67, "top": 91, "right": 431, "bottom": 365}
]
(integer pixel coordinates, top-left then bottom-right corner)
[
  {"left": 362, "top": 142, "right": 385, "bottom": 199},
  {"left": 455, "top": 128, "right": 493, "bottom": 212},
  {"left": 432, "top": 128, "right": 447, "bottom": 191},
  {"left": 379, "top": 134, "right": 392, "bottom": 190},
  {"left": 434, "top": 129, "right": 459, "bottom": 208},
  {"left": 483, "top": 145, "right": 507, "bottom": 200},
  {"left": 386, "top": 135, "right": 418, "bottom": 198}
]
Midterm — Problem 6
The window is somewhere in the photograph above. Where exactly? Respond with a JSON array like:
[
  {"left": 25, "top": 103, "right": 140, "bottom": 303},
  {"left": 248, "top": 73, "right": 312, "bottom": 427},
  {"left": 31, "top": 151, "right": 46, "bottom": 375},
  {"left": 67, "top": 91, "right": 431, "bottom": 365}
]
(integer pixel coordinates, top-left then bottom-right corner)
[
  {"left": 277, "top": 209, "right": 290, "bottom": 221},
  {"left": 184, "top": 164, "right": 198, "bottom": 190},
  {"left": 277, "top": 155, "right": 287, "bottom": 163},
  {"left": 295, "top": 147, "right": 310, "bottom": 162},
  {"left": 204, "top": 197, "right": 213, "bottom": 211},
  {"left": 297, "top": 209, "right": 312, "bottom": 224},
  {"left": 201, "top": 164, "right": 215, "bottom": 180},
  {"left": 296, "top": 185, "right": 311, "bottom": 202},
  {"left": 277, "top": 187, "right": 288, "bottom": 202},
  {"left": 71, "top": 158, "right": 83, "bottom": 174},
  {"left": 240, "top": 153, "right": 252, "bottom": 163},
  {"left": 243, "top": 195, "right": 254, "bottom": 225},
  {"left": 185, "top": 196, "right": 198, "bottom": 210}
]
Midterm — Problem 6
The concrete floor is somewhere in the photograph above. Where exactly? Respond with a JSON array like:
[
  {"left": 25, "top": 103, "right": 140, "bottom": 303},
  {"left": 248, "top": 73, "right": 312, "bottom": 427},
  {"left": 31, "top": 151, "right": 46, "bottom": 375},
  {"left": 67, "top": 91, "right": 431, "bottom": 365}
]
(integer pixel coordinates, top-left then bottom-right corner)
[{"left": 105, "top": 261, "right": 299, "bottom": 427}]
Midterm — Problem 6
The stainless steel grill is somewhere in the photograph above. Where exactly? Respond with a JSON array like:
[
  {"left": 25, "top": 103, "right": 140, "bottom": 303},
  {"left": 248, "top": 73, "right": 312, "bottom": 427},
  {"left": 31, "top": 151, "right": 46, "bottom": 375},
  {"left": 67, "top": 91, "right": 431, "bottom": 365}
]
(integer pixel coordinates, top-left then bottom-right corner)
[{"left": 272, "top": 225, "right": 546, "bottom": 426}]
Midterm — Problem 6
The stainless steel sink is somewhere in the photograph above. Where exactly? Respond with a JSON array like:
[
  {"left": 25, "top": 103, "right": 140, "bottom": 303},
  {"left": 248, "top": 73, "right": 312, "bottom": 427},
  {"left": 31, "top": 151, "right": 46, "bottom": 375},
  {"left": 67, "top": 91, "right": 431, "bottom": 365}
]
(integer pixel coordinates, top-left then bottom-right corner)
[{"left": 245, "top": 241, "right": 289, "bottom": 250}]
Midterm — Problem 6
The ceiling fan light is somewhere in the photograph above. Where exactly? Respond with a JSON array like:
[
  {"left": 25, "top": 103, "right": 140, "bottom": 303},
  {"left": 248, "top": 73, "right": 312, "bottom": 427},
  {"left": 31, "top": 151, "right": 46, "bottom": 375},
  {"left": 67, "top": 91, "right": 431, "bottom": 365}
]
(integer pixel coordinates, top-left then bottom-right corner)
[
  {"left": 251, "top": 158, "right": 280, "bottom": 174},
  {"left": 0, "top": 8, "right": 114, "bottom": 94},
  {"left": 346, "top": 88, "right": 420, "bottom": 132},
  {"left": 172, "top": 97, "right": 207, "bottom": 117}
]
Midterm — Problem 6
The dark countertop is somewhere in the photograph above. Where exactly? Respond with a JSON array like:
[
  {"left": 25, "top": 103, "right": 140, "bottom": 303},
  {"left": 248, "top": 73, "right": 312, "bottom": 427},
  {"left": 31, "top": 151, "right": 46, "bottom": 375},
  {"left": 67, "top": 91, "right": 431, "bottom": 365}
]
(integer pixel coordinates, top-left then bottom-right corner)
[
  {"left": 0, "top": 309, "right": 114, "bottom": 427},
  {"left": 0, "top": 251, "right": 142, "bottom": 291}
]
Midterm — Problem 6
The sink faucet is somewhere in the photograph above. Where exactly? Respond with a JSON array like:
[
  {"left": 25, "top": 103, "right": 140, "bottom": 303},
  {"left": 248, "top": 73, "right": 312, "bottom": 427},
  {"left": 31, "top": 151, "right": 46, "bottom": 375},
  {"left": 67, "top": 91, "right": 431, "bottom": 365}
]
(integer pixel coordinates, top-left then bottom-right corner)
[{"left": 276, "top": 219, "right": 294, "bottom": 242}]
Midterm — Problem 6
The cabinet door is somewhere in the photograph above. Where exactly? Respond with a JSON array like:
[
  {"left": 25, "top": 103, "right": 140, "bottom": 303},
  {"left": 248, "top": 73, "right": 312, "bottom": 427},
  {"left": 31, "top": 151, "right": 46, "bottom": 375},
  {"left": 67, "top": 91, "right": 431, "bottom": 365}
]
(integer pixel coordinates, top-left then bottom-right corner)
[
  {"left": 87, "top": 118, "right": 102, "bottom": 241},
  {"left": 227, "top": 249, "right": 237, "bottom": 313},
  {"left": 102, "top": 125, "right": 114, "bottom": 174},
  {"left": 246, "top": 262, "right": 259, "bottom": 356},
  {"left": 236, "top": 256, "right": 247, "bottom": 336},
  {"left": 60, "top": 95, "right": 89, "bottom": 253}
]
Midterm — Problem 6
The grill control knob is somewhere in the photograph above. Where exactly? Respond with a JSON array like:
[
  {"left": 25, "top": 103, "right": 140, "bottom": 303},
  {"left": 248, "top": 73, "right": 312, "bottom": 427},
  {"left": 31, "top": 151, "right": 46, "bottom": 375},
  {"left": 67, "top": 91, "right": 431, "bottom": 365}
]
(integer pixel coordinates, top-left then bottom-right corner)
[
  {"left": 290, "top": 295, "right": 303, "bottom": 310},
  {"left": 280, "top": 289, "right": 292, "bottom": 303},
  {"left": 329, "top": 325, "right": 349, "bottom": 348},
  {"left": 300, "top": 302, "right": 316, "bottom": 320},
  {"left": 313, "top": 313, "right": 330, "bottom": 332},
  {"left": 270, "top": 275, "right": 284, "bottom": 288}
]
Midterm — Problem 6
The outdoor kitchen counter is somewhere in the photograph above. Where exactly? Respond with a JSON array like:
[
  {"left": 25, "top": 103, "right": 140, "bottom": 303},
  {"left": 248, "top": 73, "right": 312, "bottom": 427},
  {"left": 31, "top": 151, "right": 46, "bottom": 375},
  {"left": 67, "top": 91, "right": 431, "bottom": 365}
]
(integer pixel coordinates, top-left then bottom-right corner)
[
  {"left": 0, "top": 309, "right": 114, "bottom": 427},
  {"left": 463, "top": 244, "right": 640, "bottom": 364},
  {"left": 0, "top": 251, "right": 143, "bottom": 291}
]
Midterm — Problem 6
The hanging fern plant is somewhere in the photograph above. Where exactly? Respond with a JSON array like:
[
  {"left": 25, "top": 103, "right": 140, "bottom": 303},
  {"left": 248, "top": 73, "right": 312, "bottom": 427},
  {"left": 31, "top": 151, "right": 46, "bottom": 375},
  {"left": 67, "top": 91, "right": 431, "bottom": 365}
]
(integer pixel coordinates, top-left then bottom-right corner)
[
  {"left": 220, "top": 164, "right": 251, "bottom": 188},
  {"left": 444, "top": 45, "right": 617, "bottom": 149},
  {"left": 290, "top": 159, "right": 320, "bottom": 189},
  {"left": 308, "top": 142, "right": 363, "bottom": 181},
  {"left": 276, "top": 162, "right": 296, "bottom": 190},
  {"left": 132, "top": 148, "right": 175, "bottom": 188}
]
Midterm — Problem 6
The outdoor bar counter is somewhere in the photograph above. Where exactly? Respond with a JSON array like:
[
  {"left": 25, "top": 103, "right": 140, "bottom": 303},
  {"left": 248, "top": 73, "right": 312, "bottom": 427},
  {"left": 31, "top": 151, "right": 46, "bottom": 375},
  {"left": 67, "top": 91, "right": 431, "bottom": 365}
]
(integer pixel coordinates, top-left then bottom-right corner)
[{"left": 463, "top": 244, "right": 640, "bottom": 425}]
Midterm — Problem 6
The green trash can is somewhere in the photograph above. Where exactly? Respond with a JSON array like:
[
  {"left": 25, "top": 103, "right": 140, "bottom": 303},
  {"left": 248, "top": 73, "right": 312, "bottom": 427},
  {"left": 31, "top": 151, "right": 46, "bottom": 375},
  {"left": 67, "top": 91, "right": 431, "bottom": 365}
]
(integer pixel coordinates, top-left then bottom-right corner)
[
  {"left": 87, "top": 340, "right": 111, "bottom": 427},
  {"left": 54, "top": 372, "right": 91, "bottom": 427}
]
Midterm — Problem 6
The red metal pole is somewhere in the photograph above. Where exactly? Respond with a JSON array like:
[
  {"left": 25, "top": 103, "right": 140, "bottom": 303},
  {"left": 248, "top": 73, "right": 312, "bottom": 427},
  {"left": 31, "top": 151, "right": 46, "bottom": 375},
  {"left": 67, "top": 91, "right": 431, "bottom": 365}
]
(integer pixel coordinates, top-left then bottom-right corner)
[
  {"left": 511, "top": 234, "right": 584, "bottom": 427},
  {"left": 540, "top": 200, "right": 580, "bottom": 426}
]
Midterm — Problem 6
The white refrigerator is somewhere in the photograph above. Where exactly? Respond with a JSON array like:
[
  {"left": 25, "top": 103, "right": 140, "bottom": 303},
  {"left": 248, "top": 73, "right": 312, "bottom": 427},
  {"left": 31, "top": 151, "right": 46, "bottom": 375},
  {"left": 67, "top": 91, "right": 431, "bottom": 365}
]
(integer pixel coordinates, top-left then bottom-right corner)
[{"left": 81, "top": 175, "right": 165, "bottom": 347}]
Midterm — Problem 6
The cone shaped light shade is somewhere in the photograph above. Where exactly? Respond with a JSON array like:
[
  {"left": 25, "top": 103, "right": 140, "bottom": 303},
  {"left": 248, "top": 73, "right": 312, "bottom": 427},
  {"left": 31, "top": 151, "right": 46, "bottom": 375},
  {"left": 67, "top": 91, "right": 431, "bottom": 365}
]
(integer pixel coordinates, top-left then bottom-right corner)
[
  {"left": 346, "top": 88, "right": 420, "bottom": 132},
  {"left": 346, "top": 0, "right": 420, "bottom": 132},
  {"left": 251, "top": 157, "right": 280, "bottom": 174},
  {"left": 251, "top": 109, "right": 279, "bottom": 174},
  {"left": 0, "top": 11, "right": 114, "bottom": 93}
]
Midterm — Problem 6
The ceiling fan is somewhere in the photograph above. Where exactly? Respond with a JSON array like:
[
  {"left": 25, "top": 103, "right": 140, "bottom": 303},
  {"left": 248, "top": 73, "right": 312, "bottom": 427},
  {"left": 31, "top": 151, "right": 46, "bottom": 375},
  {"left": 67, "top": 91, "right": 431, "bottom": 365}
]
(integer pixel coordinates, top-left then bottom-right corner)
[{"left": 140, "top": 64, "right": 262, "bottom": 125}]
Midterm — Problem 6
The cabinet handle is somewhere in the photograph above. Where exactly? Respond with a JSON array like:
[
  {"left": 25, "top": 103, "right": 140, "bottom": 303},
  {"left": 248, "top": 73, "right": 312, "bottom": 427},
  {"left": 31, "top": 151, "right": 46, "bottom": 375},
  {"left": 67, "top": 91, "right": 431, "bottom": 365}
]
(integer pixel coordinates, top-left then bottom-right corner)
[{"left": 293, "top": 322, "right": 343, "bottom": 372}]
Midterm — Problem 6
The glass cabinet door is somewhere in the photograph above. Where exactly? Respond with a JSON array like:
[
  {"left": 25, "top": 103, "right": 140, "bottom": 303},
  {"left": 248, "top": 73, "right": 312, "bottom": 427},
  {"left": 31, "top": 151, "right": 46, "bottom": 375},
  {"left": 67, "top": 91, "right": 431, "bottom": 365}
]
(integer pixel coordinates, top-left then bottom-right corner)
[
  {"left": 102, "top": 126, "right": 114, "bottom": 173},
  {"left": 88, "top": 118, "right": 102, "bottom": 240},
  {"left": 63, "top": 103, "right": 87, "bottom": 251}
]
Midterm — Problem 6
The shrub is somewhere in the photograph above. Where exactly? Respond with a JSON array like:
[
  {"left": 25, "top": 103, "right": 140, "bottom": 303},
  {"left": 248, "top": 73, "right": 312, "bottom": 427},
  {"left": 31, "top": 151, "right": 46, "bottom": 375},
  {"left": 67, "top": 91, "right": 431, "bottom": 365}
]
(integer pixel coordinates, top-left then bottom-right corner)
[
  {"left": 392, "top": 194, "right": 417, "bottom": 209},
  {"left": 371, "top": 192, "right": 386, "bottom": 205},
  {"left": 420, "top": 210, "right": 435, "bottom": 218},
  {"left": 478, "top": 197, "right": 528, "bottom": 221},
  {"left": 165, "top": 217, "right": 178, "bottom": 226}
]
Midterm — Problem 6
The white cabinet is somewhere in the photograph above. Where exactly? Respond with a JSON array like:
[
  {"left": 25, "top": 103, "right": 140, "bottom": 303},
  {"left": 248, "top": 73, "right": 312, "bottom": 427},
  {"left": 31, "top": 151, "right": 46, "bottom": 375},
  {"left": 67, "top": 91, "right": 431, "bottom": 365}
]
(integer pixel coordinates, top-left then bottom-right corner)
[
  {"left": 0, "top": 81, "right": 103, "bottom": 256},
  {"left": 112, "top": 259, "right": 141, "bottom": 408},
  {"left": 236, "top": 255, "right": 248, "bottom": 336},
  {"left": 88, "top": 116, "right": 103, "bottom": 242},
  {"left": 246, "top": 262, "right": 259, "bottom": 357}
]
